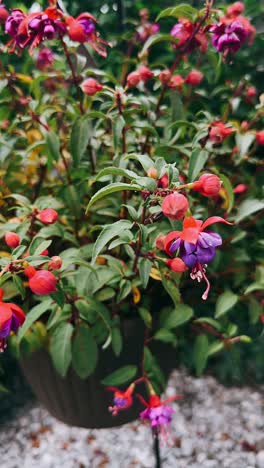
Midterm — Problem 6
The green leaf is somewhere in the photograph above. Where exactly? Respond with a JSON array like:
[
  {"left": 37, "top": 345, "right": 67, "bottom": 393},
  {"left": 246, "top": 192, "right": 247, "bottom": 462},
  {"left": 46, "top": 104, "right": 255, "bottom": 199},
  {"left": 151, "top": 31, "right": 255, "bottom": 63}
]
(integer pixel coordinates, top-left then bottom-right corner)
[
  {"left": 160, "top": 269, "right": 181, "bottom": 306},
  {"left": 46, "top": 131, "right": 60, "bottom": 163},
  {"left": 156, "top": 4, "right": 198, "bottom": 21},
  {"left": 154, "top": 328, "right": 176, "bottom": 344},
  {"left": 194, "top": 317, "right": 222, "bottom": 331},
  {"left": 95, "top": 167, "right": 137, "bottom": 182},
  {"left": 164, "top": 304, "right": 193, "bottom": 329},
  {"left": 111, "top": 327, "right": 122, "bottom": 356},
  {"left": 91, "top": 220, "right": 132, "bottom": 263},
  {"left": 138, "top": 258, "right": 152, "bottom": 289},
  {"left": 50, "top": 322, "right": 74, "bottom": 377},
  {"left": 101, "top": 365, "right": 137, "bottom": 386},
  {"left": 188, "top": 148, "right": 209, "bottom": 182},
  {"left": 234, "top": 199, "right": 264, "bottom": 223},
  {"left": 30, "top": 238, "right": 52, "bottom": 256},
  {"left": 13, "top": 275, "right": 26, "bottom": 300},
  {"left": 0, "top": 79, "right": 8, "bottom": 94},
  {"left": 139, "top": 307, "right": 152, "bottom": 328},
  {"left": 235, "top": 132, "right": 255, "bottom": 162},
  {"left": 215, "top": 290, "right": 239, "bottom": 318},
  {"left": 244, "top": 282, "right": 264, "bottom": 295},
  {"left": 113, "top": 115, "right": 125, "bottom": 151},
  {"left": 219, "top": 173, "right": 234, "bottom": 213},
  {"left": 193, "top": 334, "right": 209, "bottom": 376},
  {"left": 72, "top": 325, "right": 98, "bottom": 378},
  {"left": 141, "top": 33, "right": 181, "bottom": 55},
  {"left": 18, "top": 299, "right": 53, "bottom": 343},
  {"left": 70, "top": 117, "right": 90, "bottom": 167},
  {"left": 86, "top": 183, "right": 141, "bottom": 211}
]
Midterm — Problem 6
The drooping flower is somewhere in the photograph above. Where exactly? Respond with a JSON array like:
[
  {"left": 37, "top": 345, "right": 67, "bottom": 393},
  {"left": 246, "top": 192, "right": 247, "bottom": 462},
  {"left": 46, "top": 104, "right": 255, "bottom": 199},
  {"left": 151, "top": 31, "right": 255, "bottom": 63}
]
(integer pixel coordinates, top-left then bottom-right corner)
[
  {"left": 185, "top": 70, "right": 204, "bottom": 86},
  {"left": 38, "top": 208, "right": 58, "bottom": 224},
  {"left": 136, "top": 8, "right": 160, "bottom": 43},
  {"left": 210, "top": 20, "right": 247, "bottom": 54},
  {"left": 4, "top": 231, "right": 20, "bottom": 248},
  {"left": 108, "top": 384, "right": 134, "bottom": 415},
  {"left": 36, "top": 47, "right": 54, "bottom": 70},
  {"left": 170, "top": 18, "right": 208, "bottom": 54},
  {"left": 193, "top": 173, "right": 222, "bottom": 197},
  {"left": 209, "top": 121, "right": 234, "bottom": 143},
  {"left": 0, "top": 288, "right": 25, "bottom": 352},
  {"left": 162, "top": 193, "right": 189, "bottom": 221},
  {"left": 165, "top": 216, "right": 231, "bottom": 299},
  {"left": 65, "top": 12, "right": 108, "bottom": 57},
  {"left": 81, "top": 78, "right": 103, "bottom": 96},
  {"left": 24, "top": 266, "right": 57, "bottom": 295}
]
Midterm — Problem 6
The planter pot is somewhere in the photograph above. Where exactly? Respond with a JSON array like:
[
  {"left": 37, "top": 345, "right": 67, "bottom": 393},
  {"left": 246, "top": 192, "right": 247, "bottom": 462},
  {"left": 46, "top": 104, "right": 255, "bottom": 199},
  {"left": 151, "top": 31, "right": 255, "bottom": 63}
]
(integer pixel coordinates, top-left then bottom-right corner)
[{"left": 20, "top": 319, "right": 176, "bottom": 429}]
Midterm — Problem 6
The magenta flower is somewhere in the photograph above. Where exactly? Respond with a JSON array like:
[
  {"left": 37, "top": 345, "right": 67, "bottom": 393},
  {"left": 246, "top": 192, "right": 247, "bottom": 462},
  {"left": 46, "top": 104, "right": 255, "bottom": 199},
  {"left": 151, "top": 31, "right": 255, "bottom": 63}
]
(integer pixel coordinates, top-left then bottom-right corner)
[
  {"left": 210, "top": 20, "right": 247, "bottom": 54},
  {"left": 36, "top": 47, "right": 54, "bottom": 70}
]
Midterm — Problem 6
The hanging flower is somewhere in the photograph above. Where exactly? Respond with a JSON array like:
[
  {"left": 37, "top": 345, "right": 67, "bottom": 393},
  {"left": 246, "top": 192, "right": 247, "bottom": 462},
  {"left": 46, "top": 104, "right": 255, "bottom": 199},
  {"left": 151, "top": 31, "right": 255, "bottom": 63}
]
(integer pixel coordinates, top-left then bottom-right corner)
[
  {"left": 108, "top": 384, "right": 135, "bottom": 415},
  {"left": 170, "top": 18, "right": 208, "bottom": 54},
  {"left": 65, "top": 12, "right": 108, "bottom": 57},
  {"left": 165, "top": 216, "right": 231, "bottom": 299},
  {"left": 209, "top": 121, "right": 234, "bottom": 143},
  {"left": 36, "top": 47, "right": 54, "bottom": 70},
  {"left": 0, "top": 288, "right": 25, "bottom": 352},
  {"left": 210, "top": 20, "right": 247, "bottom": 55}
]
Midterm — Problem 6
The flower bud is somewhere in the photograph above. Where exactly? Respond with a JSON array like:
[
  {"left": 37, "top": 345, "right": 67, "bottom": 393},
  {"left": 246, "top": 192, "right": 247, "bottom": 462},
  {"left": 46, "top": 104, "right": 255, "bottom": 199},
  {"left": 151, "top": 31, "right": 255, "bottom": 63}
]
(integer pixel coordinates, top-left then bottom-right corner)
[
  {"left": 4, "top": 232, "right": 20, "bottom": 248},
  {"left": 193, "top": 174, "right": 222, "bottom": 197},
  {"left": 24, "top": 267, "right": 57, "bottom": 295},
  {"left": 245, "top": 86, "right": 257, "bottom": 102},
  {"left": 126, "top": 71, "right": 141, "bottom": 88},
  {"left": 241, "top": 120, "right": 248, "bottom": 131},
  {"left": 138, "top": 65, "right": 154, "bottom": 82},
  {"left": 233, "top": 183, "right": 248, "bottom": 194},
  {"left": 48, "top": 256, "right": 62, "bottom": 271},
  {"left": 226, "top": 1, "right": 244, "bottom": 18},
  {"left": 40, "top": 249, "right": 49, "bottom": 256},
  {"left": 256, "top": 131, "right": 264, "bottom": 146},
  {"left": 185, "top": 70, "right": 204, "bottom": 86},
  {"left": 147, "top": 167, "right": 158, "bottom": 179},
  {"left": 38, "top": 208, "right": 58, "bottom": 225},
  {"left": 159, "top": 69, "right": 171, "bottom": 85},
  {"left": 81, "top": 78, "right": 103, "bottom": 96},
  {"left": 0, "top": 6, "right": 8, "bottom": 23},
  {"left": 162, "top": 193, "right": 189, "bottom": 220},
  {"left": 168, "top": 74, "right": 184, "bottom": 90},
  {"left": 155, "top": 235, "right": 166, "bottom": 251},
  {"left": 166, "top": 258, "right": 187, "bottom": 273},
  {"left": 158, "top": 174, "right": 169, "bottom": 189}
]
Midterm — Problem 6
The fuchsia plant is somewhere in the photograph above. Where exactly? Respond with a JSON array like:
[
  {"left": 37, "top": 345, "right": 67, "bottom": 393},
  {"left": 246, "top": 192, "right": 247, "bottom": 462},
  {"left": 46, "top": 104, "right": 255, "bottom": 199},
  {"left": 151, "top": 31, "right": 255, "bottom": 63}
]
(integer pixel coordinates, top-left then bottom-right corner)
[{"left": 0, "top": 0, "right": 263, "bottom": 442}]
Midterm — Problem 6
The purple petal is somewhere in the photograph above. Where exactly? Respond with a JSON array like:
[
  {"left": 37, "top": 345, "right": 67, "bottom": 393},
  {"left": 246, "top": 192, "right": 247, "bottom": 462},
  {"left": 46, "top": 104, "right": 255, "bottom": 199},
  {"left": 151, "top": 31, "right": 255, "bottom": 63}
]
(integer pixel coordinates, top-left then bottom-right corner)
[
  {"left": 0, "top": 318, "right": 12, "bottom": 339},
  {"left": 169, "top": 237, "right": 181, "bottom": 253},
  {"left": 196, "top": 245, "right": 216, "bottom": 264}
]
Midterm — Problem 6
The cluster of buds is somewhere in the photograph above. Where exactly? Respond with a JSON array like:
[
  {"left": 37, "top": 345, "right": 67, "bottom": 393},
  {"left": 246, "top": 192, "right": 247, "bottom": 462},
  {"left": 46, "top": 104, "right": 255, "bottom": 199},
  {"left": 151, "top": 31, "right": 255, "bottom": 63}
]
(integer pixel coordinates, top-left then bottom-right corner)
[
  {"left": 126, "top": 65, "right": 154, "bottom": 88},
  {"left": 159, "top": 69, "right": 204, "bottom": 89}
]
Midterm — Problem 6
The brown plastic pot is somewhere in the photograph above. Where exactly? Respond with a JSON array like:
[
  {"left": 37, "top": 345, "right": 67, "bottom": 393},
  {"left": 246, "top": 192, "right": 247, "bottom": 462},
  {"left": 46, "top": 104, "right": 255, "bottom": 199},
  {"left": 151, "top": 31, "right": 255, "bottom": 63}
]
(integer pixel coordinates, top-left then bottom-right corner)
[{"left": 20, "top": 318, "right": 175, "bottom": 429}]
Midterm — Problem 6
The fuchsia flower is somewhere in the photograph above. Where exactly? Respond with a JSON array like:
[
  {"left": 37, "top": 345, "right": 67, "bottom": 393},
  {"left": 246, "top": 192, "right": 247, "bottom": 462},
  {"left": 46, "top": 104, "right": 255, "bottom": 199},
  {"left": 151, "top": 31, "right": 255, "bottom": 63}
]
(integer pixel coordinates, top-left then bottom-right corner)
[
  {"left": 65, "top": 12, "right": 108, "bottom": 57},
  {"left": 108, "top": 384, "right": 135, "bottom": 415},
  {"left": 209, "top": 121, "right": 234, "bottom": 143},
  {"left": 139, "top": 393, "right": 182, "bottom": 441},
  {"left": 36, "top": 47, "right": 54, "bottom": 70},
  {"left": 165, "top": 216, "right": 231, "bottom": 300},
  {"left": 0, "top": 288, "right": 25, "bottom": 352},
  {"left": 171, "top": 18, "right": 208, "bottom": 54},
  {"left": 210, "top": 20, "right": 247, "bottom": 54}
]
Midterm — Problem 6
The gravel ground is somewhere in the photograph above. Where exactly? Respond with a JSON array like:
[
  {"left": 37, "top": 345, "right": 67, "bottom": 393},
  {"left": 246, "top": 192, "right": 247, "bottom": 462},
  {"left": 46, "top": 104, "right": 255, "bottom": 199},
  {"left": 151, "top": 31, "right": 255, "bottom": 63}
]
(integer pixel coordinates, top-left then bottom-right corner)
[{"left": 1, "top": 369, "right": 263, "bottom": 468}]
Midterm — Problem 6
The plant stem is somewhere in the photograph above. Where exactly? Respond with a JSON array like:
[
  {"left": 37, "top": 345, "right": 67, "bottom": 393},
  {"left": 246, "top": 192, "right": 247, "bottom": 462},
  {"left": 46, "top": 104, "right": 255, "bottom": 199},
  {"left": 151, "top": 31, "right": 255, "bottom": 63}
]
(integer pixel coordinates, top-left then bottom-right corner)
[
  {"left": 61, "top": 38, "right": 84, "bottom": 115},
  {"left": 153, "top": 432, "right": 162, "bottom": 468}
]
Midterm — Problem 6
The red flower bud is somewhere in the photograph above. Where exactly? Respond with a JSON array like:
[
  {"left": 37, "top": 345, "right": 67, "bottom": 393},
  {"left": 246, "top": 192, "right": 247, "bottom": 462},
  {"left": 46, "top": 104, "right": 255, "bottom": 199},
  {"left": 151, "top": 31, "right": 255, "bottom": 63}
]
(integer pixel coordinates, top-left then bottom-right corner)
[
  {"left": 241, "top": 121, "right": 248, "bottom": 131},
  {"left": 81, "top": 78, "right": 103, "bottom": 96},
  {"left": 4, "top": 232, "right": 20, "bottom": 249},
  {"left": 233, "top": 183, "right": 248, "bottom": 194},
  {"left": 256, "top": 131, "right": 264, "bottom": 146},
  {"left": 168, "top": 75, "right": 184, "bottom": 90},
  {"left": 0, "top": 6, "right": 8, "bottom": 23},
  {"left": 48, "top": 256, "right": 63, "bottom": 271},
  {"left": 147, "top": 167, "right": 158, "bottom": 179},
  {"left": 155, "top": 235, "right": 166, "bottom": 251},
  {"left": 226, "top": 1, "right": 244, "bottom": 18},
  {"left": 159, "top": 69, "right": 171, "bottom": 85},
  {"left": 158, "top": 174, "right": 169, "bottom": 189},
  {"left": 209, "top": 121, "right": 234, "bottom": 143},
  {"left": 162, "top": 193, "right": 189, "bottom": 220},
  {"left": 185, "top": 70, "right": 204, "bottom": 86},
  {"left": 40, "top": 249, "right": 49, "bottom": 256},
  {"left": 166, "top": 258, "right": 187, "bottom": 273},
  {"left": 138, "top": 65, "right": 154, "bottom": 82},
  {"left": 246, "top": 86, "right": 257, "bottom": 102},
  {"left": 38, "top": 208, "right": 58, "bottom": 225},
  {"left": 24, "top": 267, "right": 57, "bottom": 295},
  {"left": 193, "top": 174, "right": 222, "bottom": 197},
  {"left": 126, "top": 71, "right": 141, "bottom": 88}
]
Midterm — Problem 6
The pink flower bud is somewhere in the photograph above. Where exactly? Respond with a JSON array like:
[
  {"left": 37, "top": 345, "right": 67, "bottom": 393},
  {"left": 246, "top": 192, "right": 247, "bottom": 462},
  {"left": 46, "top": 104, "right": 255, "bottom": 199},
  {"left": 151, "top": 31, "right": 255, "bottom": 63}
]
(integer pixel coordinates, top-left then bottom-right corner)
[
  {"left": 158, "top": 174, "right": 169, "bottom": 189},
  {"left": 226, "top": 2, "right": 244, "bottom": 18},
  {"left": 233, "top": 183, "right": 248, "bottom": 194},
  {"left": 245, "top": 86, "right": 257, "bottom": 101},
  {"left": 209, "top": 121, "right": 234, "bottom": 143},
  {"left": 81, "top": 78, "right": 103, "bottom": 96},
  {"left": 155, "top": 235, "right": 166, "bottom": 250},
  {"left": 166, "top": 258, "right": 187, "bottom": 273},
  {"left": 38, "top": 208, "right": 58, "bottom": 225},
  {"left": 185, "top": 70, "right": 204, "bottom": 86},
  {"left": 168, "top": 74, "right": 184, "bottom": 90},
  {"left": 0, "top": 6, "right": 8, "bottom": 23},
  {"left": 162, "top": 193, "right": 189, "bottom": 220},
  {"left": 159, "top": 69, "right": 172, "bottom": 85},
  {"left": 147, "top": 167, "right": 158, "bottom": 179},
  {"left": 138, "top": 65, "right": 154, "bottom": 82},
  {"left": 126, "top": 71, "right": 141, "bottom": 88},
  {"left": 24, "top": 267, "right": 57, "bottom": 295},
  {"left": 193, "top": 174, "right": 222, "bottom": 197},
  {"left": 256, "top": 131, "right": 264, "bottom": 146},
  {"left": 48, "top": 256, "right": 62, "bottom": 270},
  {"left": 40, "top": 249, "right": 49, "bottom": 256},
  {"left": 4, "top": 232, "right": 20, "bottom": 248}
]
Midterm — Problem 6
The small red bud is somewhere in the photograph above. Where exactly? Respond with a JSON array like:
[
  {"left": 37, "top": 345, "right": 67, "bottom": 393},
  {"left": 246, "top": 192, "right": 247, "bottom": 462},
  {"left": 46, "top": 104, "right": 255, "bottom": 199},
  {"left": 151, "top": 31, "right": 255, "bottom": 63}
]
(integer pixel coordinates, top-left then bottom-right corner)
[
  {"left": 185, "top": 70, "right": 204, "bottom": 86},
  {"left": 25, "top": 268, "right": 57, "bottom": 295},
  {"left": 0, "top": 6, "right": 8, "bottom": 23},
  {"left": 38, "top": 208, "right": 58, "bottom": 225},
  {"left": 155, "top": 235, "right": 166, "bottom": 251},
  {"left": 48, "top": 256, "right": 63, "bottom": 271},
  {"left": 245, "top": 86, "right": 257, "bottom": 102},
  {"left": 138, "top": 65, "right": 154, "bottom": 82},
  {"left": 40, "top": 249, "right": 49, "bottom": 256},
  {"left": 4, "top": 232, "right": 20, "bottom": 248},
  {"left": 256, "top": 131, "right": 264, "bottom": 146},
  {"left": 147, "top": 167, "right": 158, "bottom": 179},
  {"left": 81, "top": 78, "right": 103, "bottom": 96},
  {"left": 126, "top": 71, "right": 141, "bottom": 88},
  {"left": 168, "top": 75, "right": 184, "bottom": 90},
  {"left": 159, "top": 69, "right": 172, "bottom": 85},
  {"left": 233, "top": 183, "right": 248, "bottom": 194},
  {"left": 162, "top": 193, "right": 189, "bottom": 220},
  {"left": 158, "top": 173, "right": 169, "bottom": 189},
  {"left": 166, "top": 258, "right": 187, "bottom": 273},
  {"left": 193, "top": 173, "right": 222, "bottom": 197}
]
